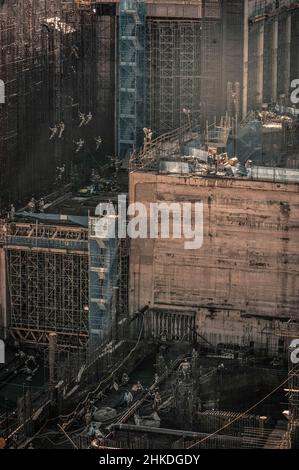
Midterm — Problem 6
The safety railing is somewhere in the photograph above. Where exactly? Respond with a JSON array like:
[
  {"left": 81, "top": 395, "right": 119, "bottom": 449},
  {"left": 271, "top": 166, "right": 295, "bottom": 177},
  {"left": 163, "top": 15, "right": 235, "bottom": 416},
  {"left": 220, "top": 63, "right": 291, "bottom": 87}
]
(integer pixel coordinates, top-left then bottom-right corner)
[{"left": 129, "top": 123, "right": 198, "bottom": 171}]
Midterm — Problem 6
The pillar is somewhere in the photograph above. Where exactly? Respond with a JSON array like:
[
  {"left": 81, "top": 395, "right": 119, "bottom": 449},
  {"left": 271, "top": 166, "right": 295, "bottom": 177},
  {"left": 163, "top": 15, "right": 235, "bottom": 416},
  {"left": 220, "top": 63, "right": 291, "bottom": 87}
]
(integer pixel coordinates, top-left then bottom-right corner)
[
  {"left": 284, "top": 14, "right": 292, "bottom": 97},
  {"left": 256, "top": 21, "right": 265, "bottom": 107},
  {"left": 271, "top": 17, "right": 278, "bottom": 102},
  {"left": 242, "top": 0, "right": 249, "bottom": 118}
]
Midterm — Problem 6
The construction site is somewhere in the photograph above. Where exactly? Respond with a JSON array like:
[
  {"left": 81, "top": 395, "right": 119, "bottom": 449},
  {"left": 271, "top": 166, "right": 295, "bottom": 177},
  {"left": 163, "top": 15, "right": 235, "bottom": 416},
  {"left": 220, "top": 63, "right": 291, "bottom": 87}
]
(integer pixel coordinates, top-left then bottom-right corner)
[{"left": 0, "top": 0, "right": 299, "bottom": 451}]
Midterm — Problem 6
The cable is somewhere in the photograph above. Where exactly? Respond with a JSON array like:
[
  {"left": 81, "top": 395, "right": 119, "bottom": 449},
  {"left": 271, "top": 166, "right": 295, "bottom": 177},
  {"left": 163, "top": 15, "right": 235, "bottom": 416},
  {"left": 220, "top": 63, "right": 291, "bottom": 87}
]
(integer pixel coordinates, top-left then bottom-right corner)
[
  {"left": 187, "top": 370, "right": 294, "bottom": 449},
  {"left": 50, "top": 317, "right": 145, "bottom": 425}
]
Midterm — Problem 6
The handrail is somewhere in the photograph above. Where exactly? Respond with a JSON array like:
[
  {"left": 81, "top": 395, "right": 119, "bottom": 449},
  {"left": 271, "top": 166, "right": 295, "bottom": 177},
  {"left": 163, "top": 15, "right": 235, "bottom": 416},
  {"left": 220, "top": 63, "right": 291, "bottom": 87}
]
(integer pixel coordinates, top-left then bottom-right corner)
[{"left": 129, "top": 123, "right": 196, "bottom": 171}]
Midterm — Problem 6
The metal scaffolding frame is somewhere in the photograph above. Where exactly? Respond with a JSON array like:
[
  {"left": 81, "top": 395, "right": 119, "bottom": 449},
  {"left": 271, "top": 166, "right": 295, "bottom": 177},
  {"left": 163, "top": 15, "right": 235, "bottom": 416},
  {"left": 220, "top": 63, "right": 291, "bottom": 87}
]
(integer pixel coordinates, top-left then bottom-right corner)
[
  {"left": 288, "top": 341, "right": 299, "bottom": 447},
  {"left": 0, "top": 1, "right": 101, "bottom": 209},
  {"left": 118, "top": 237, "right": 129, "bottom": 318},
  {"left": 118, "top": 0, "right": 146, "bottom": 160},
  {"left": 88, "top": 216, "right": 118, "bottom": 351},
  {"left": 146, "top": 19, "right": 201, "bottom": 136},
  {"left": 5, "top": 222, "right": 89, "bottom": 348}
]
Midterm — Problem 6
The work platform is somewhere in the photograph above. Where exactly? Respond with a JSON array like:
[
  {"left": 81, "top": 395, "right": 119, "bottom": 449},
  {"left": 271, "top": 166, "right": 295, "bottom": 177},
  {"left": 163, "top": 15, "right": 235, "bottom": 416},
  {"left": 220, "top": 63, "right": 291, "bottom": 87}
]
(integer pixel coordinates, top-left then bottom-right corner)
[{"left": 76, "top": 0, "right": 211, "bottom": 19}]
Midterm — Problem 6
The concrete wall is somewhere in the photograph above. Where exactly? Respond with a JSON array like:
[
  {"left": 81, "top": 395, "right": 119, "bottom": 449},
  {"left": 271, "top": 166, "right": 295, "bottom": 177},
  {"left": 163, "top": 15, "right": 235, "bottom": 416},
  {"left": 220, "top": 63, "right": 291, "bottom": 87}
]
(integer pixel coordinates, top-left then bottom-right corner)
[
  {"left": 248, "top": 7, "right": 299, "bottom": 109},
  {"left": 129, "top": 171, "right": 299, "bottom": 351}
]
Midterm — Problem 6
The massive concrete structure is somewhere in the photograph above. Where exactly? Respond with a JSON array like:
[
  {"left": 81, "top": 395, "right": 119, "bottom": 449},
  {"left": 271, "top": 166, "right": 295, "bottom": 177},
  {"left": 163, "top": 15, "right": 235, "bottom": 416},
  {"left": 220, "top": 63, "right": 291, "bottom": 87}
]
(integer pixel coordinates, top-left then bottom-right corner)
[
  {"left": 1, "top": 1, "right": 298, "bottom": 210},
  {"left": 0, "top": 0, "right": 248, "bottom": 208},
  {"left": 129, "top": 170, "right": 299, "bottom": 355},
  {"left": 0, "top": 1, "right": 115, "bottom": 209},
  {"left": 0, "top": 0, "right": 298, "bottom": 352}
]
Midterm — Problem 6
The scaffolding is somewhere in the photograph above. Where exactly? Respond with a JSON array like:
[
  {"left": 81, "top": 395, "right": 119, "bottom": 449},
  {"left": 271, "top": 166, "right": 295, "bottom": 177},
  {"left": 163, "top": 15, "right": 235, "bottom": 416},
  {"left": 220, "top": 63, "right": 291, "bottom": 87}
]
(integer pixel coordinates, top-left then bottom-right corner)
[
  {"left": 88, "top": 216, "right": 119, "bottom": 352},
  {"left": 118, "top": 0, "right": 146, "bottom": 160},
  {"left": 146, "top": 19, "right": 201, "bottom": 136},
  {"left": 118, "top": 236, "right": 129, "bottom": 319},
  {"left": 288, "top": 341, "right": 299, "bottom": 447},
  {"left": 5, "top": 222, "right": 89, "bottom": 348},
  {"left": 0, "top": 1, "right": 101, "bottom": 209}
]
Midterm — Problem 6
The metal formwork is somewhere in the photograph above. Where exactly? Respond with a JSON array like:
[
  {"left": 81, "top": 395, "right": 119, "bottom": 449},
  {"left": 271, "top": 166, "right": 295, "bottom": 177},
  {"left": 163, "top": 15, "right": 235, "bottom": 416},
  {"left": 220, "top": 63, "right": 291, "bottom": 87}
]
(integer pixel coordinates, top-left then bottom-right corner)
[{"left": 118, "top": 0, "right": 146, "bottom": 160}]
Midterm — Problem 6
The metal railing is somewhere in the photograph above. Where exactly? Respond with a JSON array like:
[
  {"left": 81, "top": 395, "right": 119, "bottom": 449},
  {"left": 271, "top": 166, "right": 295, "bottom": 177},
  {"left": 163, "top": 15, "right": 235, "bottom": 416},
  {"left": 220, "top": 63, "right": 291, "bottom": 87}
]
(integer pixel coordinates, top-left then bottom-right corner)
[{"left": 129, "top": 123, "right": 198, "bottom": 171}]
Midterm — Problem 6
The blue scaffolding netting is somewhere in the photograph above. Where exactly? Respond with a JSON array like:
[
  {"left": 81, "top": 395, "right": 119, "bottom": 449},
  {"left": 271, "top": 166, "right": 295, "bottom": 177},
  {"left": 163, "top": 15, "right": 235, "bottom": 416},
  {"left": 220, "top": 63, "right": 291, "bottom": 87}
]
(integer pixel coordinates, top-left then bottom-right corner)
[
  {"left": 118, "top": 0, "right": 146, "bottom": 160},
  {"left": 88, "top": 217, "right": 118, "bottom": 352}
]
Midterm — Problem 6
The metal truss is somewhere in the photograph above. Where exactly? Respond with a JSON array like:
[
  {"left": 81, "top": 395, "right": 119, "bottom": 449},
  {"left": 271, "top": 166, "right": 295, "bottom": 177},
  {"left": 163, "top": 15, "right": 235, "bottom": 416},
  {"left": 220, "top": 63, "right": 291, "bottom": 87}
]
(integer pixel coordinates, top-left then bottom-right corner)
[
  {"left": 5, "top": 222, "right": 89, "bottom": 347},
  {"left": 7, "top": 250, "right": 89, "bottom": 341}
]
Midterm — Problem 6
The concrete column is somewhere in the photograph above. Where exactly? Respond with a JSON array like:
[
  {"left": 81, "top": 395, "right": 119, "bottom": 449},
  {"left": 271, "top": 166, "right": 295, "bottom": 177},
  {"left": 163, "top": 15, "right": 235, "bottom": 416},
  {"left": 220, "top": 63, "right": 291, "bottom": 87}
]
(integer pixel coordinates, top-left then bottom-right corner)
[
  {"left": 284, "top": 14, "right": 292, "bottom": 97},
  {"left": 271, "top": 17, "right": 278, "bottom": 102},
  {"left": 256, "top": 21, "right": 265, "bottom": 107},
  {"left": 242, "top": 0, "right": 249, "bottom": 118}
]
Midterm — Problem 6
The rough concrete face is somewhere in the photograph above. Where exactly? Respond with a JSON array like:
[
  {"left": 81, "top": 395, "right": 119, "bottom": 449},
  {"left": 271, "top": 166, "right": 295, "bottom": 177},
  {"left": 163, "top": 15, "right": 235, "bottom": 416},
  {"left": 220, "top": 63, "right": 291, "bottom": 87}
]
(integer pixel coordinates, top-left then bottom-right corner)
[{"left": 129, "top": 172, "right": 299, "bottom": 350}]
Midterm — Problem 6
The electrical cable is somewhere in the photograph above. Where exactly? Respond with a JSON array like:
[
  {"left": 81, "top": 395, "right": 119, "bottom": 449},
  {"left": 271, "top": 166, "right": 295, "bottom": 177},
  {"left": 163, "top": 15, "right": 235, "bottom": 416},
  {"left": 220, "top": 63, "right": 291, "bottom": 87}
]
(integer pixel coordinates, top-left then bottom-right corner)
[
  {"left": 49, "top": 317, "right": 145, "bottom": 425},
  {"left": 187, "top": 369, "right": 295, "bottom": 449}
]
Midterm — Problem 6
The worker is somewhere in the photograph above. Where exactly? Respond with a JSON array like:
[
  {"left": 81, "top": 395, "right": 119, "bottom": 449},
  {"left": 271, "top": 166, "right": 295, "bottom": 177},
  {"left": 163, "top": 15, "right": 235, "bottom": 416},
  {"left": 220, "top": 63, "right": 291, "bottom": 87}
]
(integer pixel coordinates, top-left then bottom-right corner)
[
  {"left": 136, "top": 380, "right": 144, "bottom": 392},
  {"left": 38, "top": 198, "right": 45, "bottom": 213},
  {"left": 74, "top": 139, "right": 85, "bottom": 153},
  {"left": 85, "top": 112, "right": 93, "bottom": 125},
  {"left": 134, "top": 413, "right": 142, "bottom": 426},
  {"left": 132, "top": 381, "right": 143, "bottom": 393},
  {"left": 121, "top": 372, "right": 129, "bottom": 386},
  {"left": 87, "top": 422, "right": 97, "bottom": 438},
  {"left": 124, "top": 390, "right": 133, "bottom": 407},
  {"left": 153, "top": 390, "right": 162, "bottom": 410},
  {"left": 28, "top": 197, "right": 36, "bottom": 213},
  {"left": 78, "top": 111, "right": 86, "bottom": 127},
  {"left": 143, "top": 127, "right": 148, "bottom": 144},
  {"left": 56, "top": 164, "right": 66, "bottom": 183},
  {"left": 9, "top": 204, "right": 15, "bottom": 221},
  {"left": 95, "top": 135, "right": 102, "bottom": 150},
  {"left": 143, "top": 127, "right": 151, "bottom": 149},
  {"left": 178, "top": 359, "right": 191, "bottom": 380},
  {"left": 49, "top": 125, "right": 58, "bottom": 140},
  {"left": 58, "top": 121, "right": 65, "bottom": 138}
]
